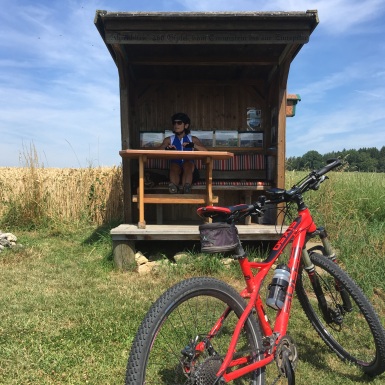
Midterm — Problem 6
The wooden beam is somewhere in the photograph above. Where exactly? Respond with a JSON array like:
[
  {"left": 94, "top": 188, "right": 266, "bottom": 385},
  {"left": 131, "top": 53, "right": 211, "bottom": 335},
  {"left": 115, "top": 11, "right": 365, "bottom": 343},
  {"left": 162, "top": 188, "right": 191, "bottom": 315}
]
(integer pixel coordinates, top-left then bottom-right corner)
[
  {"left": 132, "top": 194, "right": 219, "bottom": 204},
  {"left": 111, "top": 223, "right": 286, "bottom": 242},
  {"left": 105, "top": 30, "right": 310, "bottom": 46},
  {"left": 125, "top": 58, "right": 278, "bottom": 66}
]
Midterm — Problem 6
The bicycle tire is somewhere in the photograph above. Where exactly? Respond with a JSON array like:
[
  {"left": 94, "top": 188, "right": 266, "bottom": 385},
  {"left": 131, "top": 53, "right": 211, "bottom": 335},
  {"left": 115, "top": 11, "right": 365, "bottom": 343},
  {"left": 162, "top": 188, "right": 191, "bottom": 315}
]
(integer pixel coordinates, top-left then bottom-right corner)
[
  {"left": 126, "top": 276, "right": 265, "bottom": 384},
  {"left": 296, "top": 251, "right": 385, "bottom": 376}
]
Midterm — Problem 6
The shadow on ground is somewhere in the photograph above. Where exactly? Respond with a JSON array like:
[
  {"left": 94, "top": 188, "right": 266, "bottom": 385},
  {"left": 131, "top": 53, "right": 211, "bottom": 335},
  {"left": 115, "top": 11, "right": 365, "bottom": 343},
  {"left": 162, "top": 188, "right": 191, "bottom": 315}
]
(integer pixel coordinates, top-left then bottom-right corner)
[{"left": 134, "top": 240, "right": 275, "bottom": 260}]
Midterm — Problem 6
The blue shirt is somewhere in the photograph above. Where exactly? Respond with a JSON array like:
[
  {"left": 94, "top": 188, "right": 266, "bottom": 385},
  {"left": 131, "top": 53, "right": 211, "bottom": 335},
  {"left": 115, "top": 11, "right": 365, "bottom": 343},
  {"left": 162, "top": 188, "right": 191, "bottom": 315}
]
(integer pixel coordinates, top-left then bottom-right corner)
[{"left": 169, "top": 134, "right": 194, "bottom": 165}]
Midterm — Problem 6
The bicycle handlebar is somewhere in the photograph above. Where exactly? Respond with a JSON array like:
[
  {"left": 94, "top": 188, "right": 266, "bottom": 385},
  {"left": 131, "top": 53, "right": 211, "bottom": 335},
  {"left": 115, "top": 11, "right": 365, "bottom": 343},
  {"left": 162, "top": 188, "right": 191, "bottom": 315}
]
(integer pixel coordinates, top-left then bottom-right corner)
[
  {"left": 313, "top": 158, "right": 342, "bottom": 177},
  {"left": 265, "top": 158, "right": 341, "bottom": 205},
  {"left": 287, "top": 158, "right": 341, "bottom": 195}
]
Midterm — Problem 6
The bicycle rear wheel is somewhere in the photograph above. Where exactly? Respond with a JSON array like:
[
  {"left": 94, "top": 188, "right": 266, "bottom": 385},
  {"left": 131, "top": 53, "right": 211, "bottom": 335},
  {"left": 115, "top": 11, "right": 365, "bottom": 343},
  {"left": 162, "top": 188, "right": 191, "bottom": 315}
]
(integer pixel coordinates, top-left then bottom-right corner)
[
  {"left": 296, "top": 251, "right": 385, "bottom": 376},
  {"left": 126, "top": 276, "right": 265, "bottom": 384}
]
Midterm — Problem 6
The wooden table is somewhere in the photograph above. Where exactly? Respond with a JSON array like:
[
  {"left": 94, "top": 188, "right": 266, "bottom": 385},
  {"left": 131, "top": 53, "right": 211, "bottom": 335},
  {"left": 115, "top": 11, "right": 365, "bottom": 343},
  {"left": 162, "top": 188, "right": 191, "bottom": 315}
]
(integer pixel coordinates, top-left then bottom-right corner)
[{"left": 120, "top": 149, "right": 234, "bottom": 228}]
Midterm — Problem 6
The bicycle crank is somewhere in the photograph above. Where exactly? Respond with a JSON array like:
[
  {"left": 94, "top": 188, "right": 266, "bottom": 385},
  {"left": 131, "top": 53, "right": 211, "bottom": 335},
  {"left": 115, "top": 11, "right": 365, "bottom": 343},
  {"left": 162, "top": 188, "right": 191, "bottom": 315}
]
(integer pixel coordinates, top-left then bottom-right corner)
[{"left": 275, "top": 335, "right": 298, "bottom": 385}]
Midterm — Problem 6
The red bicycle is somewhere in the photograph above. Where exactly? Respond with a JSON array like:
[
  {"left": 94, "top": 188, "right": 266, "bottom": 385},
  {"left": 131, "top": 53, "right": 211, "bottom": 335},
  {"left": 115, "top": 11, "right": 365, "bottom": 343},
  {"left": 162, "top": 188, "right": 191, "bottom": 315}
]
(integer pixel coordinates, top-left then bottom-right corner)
[{"left": 126, "top": 159, "right": 385, "bottom": 384}]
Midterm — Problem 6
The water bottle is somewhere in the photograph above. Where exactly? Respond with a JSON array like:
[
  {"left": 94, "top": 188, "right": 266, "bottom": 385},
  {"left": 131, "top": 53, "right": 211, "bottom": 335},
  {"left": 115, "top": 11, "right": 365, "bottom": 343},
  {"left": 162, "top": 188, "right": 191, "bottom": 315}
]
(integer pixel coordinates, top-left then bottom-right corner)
[{"left": 266, "top": 264, "right": 290, "bottom": 310}]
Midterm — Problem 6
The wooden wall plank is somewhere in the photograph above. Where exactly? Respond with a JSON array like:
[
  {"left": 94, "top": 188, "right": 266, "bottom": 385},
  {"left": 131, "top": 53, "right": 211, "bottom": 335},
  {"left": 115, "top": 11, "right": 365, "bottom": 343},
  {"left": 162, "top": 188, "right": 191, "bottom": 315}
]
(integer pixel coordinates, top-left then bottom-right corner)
[{"left": 135, "top": 84, "right": 268, "bottom": 132}]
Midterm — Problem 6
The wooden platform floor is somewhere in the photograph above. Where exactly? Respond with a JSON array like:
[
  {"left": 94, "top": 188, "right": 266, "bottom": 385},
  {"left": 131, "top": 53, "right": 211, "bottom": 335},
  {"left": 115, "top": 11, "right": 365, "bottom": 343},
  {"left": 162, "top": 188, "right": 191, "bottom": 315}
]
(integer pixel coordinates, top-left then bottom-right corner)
[{"left": 111, "top": 223, "right": 287, "bottom": 242}]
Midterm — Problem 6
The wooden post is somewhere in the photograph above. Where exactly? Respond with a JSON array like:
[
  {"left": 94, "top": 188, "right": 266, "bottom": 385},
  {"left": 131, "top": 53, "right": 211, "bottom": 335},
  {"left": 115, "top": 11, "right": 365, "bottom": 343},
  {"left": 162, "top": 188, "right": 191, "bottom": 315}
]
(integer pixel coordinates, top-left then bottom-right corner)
[
  {"left": 138, "top": 155, "right": 146, "bottom": 228},
  {"left": 277, "top": 61, "right": 290, "bottom": 190},
  {"left": 206, "top": 156, "right": 213, "bottom": 205},
  {"left": 276, "top": 61, "right": 290, "bottom": 224},
  {"left": 117, "top": 51, "right": 133, "bottom": 223},
  {"left": 112, "top": 240, "right": 136, "bottom": 271}
]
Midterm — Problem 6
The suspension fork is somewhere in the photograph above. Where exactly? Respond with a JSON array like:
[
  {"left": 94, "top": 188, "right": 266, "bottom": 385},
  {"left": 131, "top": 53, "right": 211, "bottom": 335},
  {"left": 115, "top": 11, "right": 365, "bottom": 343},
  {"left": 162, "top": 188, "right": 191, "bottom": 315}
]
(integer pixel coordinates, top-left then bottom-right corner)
[
  {"left": 303, "top": 228, "right": 352, "bottom": 316},
  {"left": 301, "top": 248, "right": 333, "bottom": 323},
  {"left": 318, "top": 228, "right": 353, "bottom": 312}
]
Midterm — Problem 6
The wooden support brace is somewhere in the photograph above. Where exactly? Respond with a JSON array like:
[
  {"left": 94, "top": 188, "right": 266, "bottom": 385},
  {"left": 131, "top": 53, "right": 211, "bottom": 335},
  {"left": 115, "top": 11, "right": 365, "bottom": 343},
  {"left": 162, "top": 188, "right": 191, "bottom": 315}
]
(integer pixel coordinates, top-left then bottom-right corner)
[{"left": 132, "top": 194, "right": 219, "bottom": 204}]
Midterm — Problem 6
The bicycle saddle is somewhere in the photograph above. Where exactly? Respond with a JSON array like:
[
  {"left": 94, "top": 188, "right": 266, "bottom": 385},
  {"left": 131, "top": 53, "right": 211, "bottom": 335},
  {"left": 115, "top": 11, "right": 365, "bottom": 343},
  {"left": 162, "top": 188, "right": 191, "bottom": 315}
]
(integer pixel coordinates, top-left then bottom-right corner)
[{"left": 197, "top": 204, "right": 250, "bottom": 220}]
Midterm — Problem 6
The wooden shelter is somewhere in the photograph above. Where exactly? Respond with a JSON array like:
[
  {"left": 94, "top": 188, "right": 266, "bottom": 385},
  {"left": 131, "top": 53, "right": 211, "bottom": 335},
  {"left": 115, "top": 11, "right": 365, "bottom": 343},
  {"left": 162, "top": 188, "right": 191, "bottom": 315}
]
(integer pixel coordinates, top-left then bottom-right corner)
[{"left": 94, "top": 10, "right": 318, "bottom": 264}]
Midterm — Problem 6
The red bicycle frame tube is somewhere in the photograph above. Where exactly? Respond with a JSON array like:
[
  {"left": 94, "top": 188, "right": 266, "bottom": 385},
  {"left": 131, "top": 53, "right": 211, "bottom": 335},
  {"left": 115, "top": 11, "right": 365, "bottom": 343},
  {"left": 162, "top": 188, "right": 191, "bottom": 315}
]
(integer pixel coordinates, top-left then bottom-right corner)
[{"left": 218, "top": 207, "right": 317, "bottom": 382}]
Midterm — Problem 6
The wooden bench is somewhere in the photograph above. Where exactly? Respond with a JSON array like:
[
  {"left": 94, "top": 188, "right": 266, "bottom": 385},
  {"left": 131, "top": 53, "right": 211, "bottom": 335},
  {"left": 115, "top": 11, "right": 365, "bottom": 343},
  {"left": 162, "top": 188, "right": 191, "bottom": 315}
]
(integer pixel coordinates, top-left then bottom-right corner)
[{"left": 143, "top": 153, "right": 270, "bottom": 189}]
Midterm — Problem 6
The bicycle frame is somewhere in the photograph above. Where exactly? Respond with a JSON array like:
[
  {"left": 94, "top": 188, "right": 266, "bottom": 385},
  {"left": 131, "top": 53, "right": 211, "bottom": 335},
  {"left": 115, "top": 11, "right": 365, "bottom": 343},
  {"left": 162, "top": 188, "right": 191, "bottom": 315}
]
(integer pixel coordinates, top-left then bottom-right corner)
[{"left": 208, "top": 206, "right": 328, "bottom": 383}]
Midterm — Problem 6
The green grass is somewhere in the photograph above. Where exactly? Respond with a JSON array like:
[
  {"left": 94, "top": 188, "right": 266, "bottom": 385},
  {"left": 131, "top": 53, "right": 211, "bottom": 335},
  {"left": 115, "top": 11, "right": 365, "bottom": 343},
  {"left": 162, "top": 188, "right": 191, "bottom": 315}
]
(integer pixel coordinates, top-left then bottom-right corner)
[
  {"left": 1, "top": 226, "right": 384, "bottom": 384},
  {"left": 1, "top": 170, "right": 385, "bottom": 384},
  {"left": 286, "top": 171, "right": 385, "bottom": 294}
]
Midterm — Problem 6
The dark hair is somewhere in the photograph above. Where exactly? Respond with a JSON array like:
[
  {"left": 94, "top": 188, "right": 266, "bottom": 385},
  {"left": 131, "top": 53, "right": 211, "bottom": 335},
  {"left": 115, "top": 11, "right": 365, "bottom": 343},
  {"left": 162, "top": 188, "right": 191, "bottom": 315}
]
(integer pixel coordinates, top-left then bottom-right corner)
[
  {"left": 171, "top": 112, "right": 191, "bottom": 134},
  {"left": 171, "top": 112, "right": 190, "bottom": 124}
]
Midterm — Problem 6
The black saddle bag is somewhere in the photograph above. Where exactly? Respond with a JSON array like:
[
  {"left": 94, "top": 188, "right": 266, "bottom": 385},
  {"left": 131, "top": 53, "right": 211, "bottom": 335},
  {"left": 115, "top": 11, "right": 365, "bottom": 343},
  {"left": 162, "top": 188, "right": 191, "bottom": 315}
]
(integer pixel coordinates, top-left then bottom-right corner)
[{"left": 199, "top": 222, "right": 239, "bottom": 253}]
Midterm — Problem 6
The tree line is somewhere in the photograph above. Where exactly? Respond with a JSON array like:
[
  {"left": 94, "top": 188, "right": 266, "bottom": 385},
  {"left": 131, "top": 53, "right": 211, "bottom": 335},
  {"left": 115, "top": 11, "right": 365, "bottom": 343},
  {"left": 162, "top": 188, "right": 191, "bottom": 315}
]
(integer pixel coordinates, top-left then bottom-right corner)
[{"left": 286, "top": 147, "right": 385, "bottom": 172}]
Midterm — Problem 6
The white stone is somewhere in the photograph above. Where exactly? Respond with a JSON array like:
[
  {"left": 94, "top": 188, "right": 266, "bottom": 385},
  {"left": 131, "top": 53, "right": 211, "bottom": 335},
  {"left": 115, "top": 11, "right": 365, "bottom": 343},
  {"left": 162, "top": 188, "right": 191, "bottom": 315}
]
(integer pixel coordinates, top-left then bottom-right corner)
[
  {"left": 138, "top": 263, "right": 153, "bottom": 275},
  {"left": 135, "top": 251, "right": 149, "bottom": 265},
  {"left": 4, "top": 233, "right": 17, "bottom": 242},
  {"left": 222, "top": 258, "right": 234, "bottom": 266},
  {"left": 173, "top": 251, "right": 189, "bottom": 261}
]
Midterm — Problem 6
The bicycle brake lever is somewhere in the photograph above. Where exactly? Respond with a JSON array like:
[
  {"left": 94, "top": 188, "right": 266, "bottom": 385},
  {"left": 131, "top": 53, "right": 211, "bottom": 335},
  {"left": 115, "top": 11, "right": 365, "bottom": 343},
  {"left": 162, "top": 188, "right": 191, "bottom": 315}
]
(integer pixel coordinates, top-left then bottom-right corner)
[
  {"left": 310, "top": 175, "right": 328, "bottom": 190},
  {"left": 251, "top": 196, "right": 266, "bottom": 216}
]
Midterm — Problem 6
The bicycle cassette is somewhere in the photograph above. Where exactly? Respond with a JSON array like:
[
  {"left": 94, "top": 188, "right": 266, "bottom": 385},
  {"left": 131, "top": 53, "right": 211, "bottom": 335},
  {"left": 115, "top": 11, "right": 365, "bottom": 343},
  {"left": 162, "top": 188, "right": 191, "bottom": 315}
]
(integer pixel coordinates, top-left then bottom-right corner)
[{"left": 192, "top": 356, "right": 223, "bottom": 385}]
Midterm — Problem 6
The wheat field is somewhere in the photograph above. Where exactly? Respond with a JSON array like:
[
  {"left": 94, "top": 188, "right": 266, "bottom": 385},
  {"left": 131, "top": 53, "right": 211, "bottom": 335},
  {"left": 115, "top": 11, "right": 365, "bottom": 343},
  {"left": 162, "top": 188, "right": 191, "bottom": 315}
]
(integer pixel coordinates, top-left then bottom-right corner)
[{"left": 0, "top": 166, "right": 123, "bottom": 226}]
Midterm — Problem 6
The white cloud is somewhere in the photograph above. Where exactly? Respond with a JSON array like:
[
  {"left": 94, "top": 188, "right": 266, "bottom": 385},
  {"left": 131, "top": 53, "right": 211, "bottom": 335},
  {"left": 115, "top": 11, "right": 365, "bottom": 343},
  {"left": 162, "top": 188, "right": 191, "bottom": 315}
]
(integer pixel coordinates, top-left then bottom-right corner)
[
  {"left": 0, "top": 1, "right": 122, "bottom": 167},
  {"left": 286, "top": 89, "right": 385, "bottom": 156},
  {"left": 292, "top": 58, "right": 385, "bottom": 102}
]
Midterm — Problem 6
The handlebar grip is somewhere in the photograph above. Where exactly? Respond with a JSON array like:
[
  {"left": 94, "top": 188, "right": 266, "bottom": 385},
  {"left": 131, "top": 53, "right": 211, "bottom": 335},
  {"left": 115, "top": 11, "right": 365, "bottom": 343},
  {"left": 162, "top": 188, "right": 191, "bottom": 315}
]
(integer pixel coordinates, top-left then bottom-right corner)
[{"left": 315, "top": 158, "right": 342, "bottom": 177}]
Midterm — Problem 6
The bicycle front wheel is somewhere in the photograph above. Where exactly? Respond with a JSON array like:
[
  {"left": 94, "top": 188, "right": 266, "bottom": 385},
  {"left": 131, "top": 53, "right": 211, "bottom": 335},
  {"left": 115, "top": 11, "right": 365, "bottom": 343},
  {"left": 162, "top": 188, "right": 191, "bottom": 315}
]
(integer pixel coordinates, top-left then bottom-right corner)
[
  {"left": 296, "top": 251, "right": 385, "bottom": 376},
  {"left": 126, "top": 276, "right": 265, "bottom": 385}
]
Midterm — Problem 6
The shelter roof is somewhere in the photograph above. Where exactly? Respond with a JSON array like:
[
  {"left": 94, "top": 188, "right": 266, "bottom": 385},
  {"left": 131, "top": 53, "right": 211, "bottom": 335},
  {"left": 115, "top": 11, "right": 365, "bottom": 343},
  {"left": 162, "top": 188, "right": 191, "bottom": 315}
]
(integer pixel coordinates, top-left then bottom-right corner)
[{"left": 95, "top": 11, "right": 319, "bottom": 82}]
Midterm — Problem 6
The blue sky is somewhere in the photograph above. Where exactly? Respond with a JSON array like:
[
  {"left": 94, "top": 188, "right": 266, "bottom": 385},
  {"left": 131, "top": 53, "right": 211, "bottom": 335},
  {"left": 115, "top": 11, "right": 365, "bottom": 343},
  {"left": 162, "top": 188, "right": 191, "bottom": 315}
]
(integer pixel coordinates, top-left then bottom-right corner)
[{"left": 1, "top": 0, "right": 385, "bottom": 168}]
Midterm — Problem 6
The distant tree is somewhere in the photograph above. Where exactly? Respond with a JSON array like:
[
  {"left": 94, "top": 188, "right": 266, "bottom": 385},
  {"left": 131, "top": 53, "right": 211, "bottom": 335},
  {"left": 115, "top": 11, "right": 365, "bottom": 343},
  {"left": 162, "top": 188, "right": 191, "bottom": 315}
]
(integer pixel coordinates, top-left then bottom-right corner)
[
  {"left": 286, "top": 156, "right": 301, "bottom": 171},
  {"left": 301, "top": 150, "right": 324, "bottom": 170},
  {"left": 378, "top": 146, "right": 385, "bottom": 172},
  {"left": 286, "top": 146, "right": 385, "bottom": 172},
  {"left": 345, "top": 150, "right": 360, "bottom": 171},
  {"left": 360, "top": 147, "right": 380, "bottom": 160},
  {"left": 357, "top": 152, "right": 378, "bottom": 171}
]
